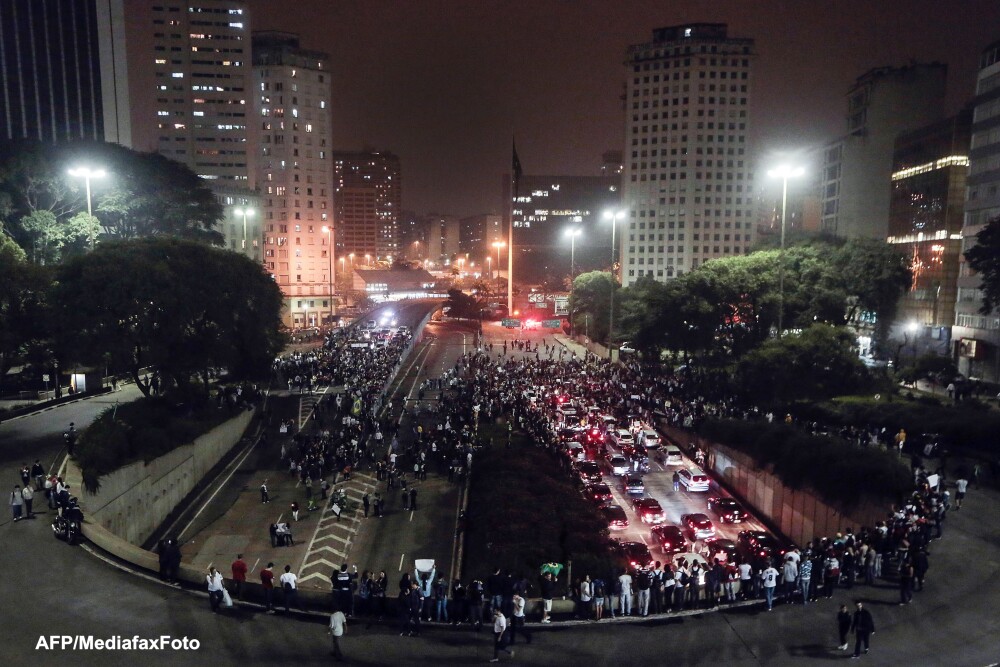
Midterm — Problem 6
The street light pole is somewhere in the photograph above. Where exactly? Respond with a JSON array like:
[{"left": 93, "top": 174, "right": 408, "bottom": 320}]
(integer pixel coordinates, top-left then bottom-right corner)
[
  {"left": 68, "top": 166, "right": 106, "bottom": 249},
  {"left": 767, "top": 165, "right": 804, "bottom": 338},
  {"left": 323, "top": 225, "right": 334, "bottom": 326},
  {"left": 234, "top": 207, "right": 255, "bottom": 254},
  {"left": 603, "top": 209, "right": 625, "bottom": 359}
]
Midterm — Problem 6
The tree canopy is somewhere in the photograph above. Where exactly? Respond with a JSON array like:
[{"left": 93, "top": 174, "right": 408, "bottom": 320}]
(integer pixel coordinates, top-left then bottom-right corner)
[
  {"left": 49, "top": 238, "right": 284, "bottom": 396},
  {"left": 444, "top": 288, "right": 483, "bottom": 320},
  {"left": 965, "top": 215, "right": 1000, "bottom": 314},
  {"left": 0, "top": 229, "right": 50, "bottom": 390},
  {"left": 0, "top": 140, "right": 223, "bottom": 260},
  {"left": 611, "top": 239, "right": 909, "bottom": 360},
  {"left": 568, "top": 271, "right": 616, "bottom": 343}
]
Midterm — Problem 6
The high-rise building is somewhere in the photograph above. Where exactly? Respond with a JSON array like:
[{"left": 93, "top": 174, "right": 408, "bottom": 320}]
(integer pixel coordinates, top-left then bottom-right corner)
[
  {"left": 332, "top": 151, "right": 401, "bottom": 261},
  {"left": 253, "top": 31, "right": 333, "bottom": 328},
  {"left": 512, "top": 173, "right": 621, "bottom": 283},
  {"left": 620, "top": 23, "right": 756, "bottom": 288},
  {"left": 820, "top": 64, "right": 947, "bottom": 239},
  {"left": 426, "top": 214, "right": 461, "bottom": 261},
  {"left": 0, "top": 0, "right": 107, "bottom": 142},
  {"left": 887, "top": 111, "right": 971, "bottom": 339},
  {"left": 459, "top": 214, "right": 503, "bottom": 259},
  {"left": 954, "top": 40, "right": 1000, "bottom": 382}
]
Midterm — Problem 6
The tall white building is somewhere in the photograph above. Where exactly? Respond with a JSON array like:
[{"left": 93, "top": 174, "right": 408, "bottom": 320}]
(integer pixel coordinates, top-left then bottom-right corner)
[
  {"left": 253, "top": 31, "right": 334, "bottom": 329},
  {"left": 620, "top": 23, "right": 755, "bottom": 287},
  {"left": 954, "top": 39, "right": 1000, "bottom": 382}
]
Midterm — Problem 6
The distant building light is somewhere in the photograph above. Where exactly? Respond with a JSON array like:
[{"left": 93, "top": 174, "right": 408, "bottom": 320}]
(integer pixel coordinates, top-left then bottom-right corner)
[{"left": 891, "top": 155, "right": 968, "bottom": 181}]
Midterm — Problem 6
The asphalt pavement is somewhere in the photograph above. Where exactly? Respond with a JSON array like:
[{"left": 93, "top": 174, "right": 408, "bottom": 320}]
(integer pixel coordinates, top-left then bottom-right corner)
[{"left": 3, "top": 332, "right": 1000, "bottom": 665}]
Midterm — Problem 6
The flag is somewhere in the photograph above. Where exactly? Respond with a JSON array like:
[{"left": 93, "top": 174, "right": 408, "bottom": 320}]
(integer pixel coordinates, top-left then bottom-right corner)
[
  {"left": 512, "top": 139, "right": 523, "bottom": 198},
  {"left": 540, "top": 562, "right": 563, "bottom": 577}
]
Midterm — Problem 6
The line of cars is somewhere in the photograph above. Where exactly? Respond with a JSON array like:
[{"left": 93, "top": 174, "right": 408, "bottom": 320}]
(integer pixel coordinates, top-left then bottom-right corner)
[{"left": 543, "top": 384, "right": 790, "bottom": 576}]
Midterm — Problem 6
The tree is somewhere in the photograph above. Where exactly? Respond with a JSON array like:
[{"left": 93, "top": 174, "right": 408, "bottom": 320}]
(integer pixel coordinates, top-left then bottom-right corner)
[
  {"left": 965, "top": 215, "right": 1000, "bottom": 314},
  {"left": 444, "top": 288, "right": 483, "bottom": 320},
  {"left": 0, "top": 230, "right": 50, "bottom": 391},
  {"left": 833, "top": 239, "right": 911, "bottom": 357},
  {"left": 49, "top": 238, "right": 284, "bottom": 397},
  {"left": 569, "top": 271, "right": 616, "bottom": 343},
  {"left": 737, "top": 324, "right": 871, "bottom": 404},
  {"left": 0, "top": 140, "right": 224, "bottom": 257}
]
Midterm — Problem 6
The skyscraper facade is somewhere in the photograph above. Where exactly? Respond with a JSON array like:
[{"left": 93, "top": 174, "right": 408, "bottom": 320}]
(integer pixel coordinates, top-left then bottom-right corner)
[
  {"left": 887, "top": 111, "right": 971, "bottom": 333},
  {"left": 332, "top": 151, "right": 401, "bottom": 261},
  {"left": 820, "top": 63, "right": 947, "bottom": 239},
  {"left": 954, "top": 40, "right": 1000, "bottom": 382},
  {"left": 253, "top": 31, "right": 333, "bottom": 328},
  {"left": 0, "top": 0, "right": 105, "bottom": 142},
  {"left": 620, "top": 23, "right": 756, "bottom": 288}
]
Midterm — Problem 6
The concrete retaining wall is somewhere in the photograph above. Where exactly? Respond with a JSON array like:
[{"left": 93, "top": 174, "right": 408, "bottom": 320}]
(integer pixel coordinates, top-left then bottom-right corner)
[
  {"left": 659, "top": 423, "right": 885, "bottom": 546},
  {"left": 67, "top": 410, "right": 254, "bottom": 546}
]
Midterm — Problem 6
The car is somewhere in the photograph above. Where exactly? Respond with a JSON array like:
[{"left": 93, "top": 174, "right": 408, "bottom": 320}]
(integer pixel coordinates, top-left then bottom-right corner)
[
  {"left": 601, "top": 504, "right": 629, "bottom": 530},
  {"left": 608, "top": 455, "right": 630, "bottom": 476},
  {"left": 637, "top": 428, "right": 662, "bottom": 449},
  {"left": 631, "top": 497, "right": 665, "bottom": 524},
  {"left": 619, "top": 342, "right": 636, "bottom": 354},
  {"left": 677, "top": 467, "right": 711, "bottom": 492},
  {"left": 583, "top": 426, "right": 605, "bottom": 446},
  {"left": 598, "top": 415, "right": 618, "bottom": 433},
  {"left": 622, "top": 474, "right": 645, "bottom": 495},
  {"left": 681, "top": 513, "right": 717, "bottom": 540},
  {"left": 584, "top": 483, "right": 614, "bottom": 505},
  {"left": 736, "top": 530, "right": 786, "bottom": 561},
  {"left": 556, "top": 405, "right": 578, "bottom": 422},
  {"left": 622, "top": 442, "right": 649, "bottom": 465},
  {"left": 611, "top": 429, "right": 635, "bottom": 448},
  {"left": 707, "top": 496, "right": 747, "bottom": 523},
  {"left": 575, "top": 460, "right": 603, "bottom": 485},
  {"left": 651, "top": 525, "right": 688, "bottom": 556},
  {"left": 663, "top": 446, "right": 684, "bottom": 466},
  {"left": 701, "top": 537, "right": 738, "bottom": 564},
  {"left": 563, "top": 441, "right": 586, "bottom": 462},
  {"left": 612, "top": 540, "right": 655, "bottom": 571}
]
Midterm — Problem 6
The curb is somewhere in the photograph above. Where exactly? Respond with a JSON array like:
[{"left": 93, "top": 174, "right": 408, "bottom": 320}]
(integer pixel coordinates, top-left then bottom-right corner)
[{"left": 1, "top": 388, "right": 115, "bottom": 423}]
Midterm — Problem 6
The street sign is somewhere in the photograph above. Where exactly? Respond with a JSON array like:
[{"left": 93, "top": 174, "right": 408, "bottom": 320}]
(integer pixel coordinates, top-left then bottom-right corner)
[
  {"left": 42, "top": 374, "right": 50, "bottom": 382},
  {"left": 501, "top": 318, "right": 521, "bottom": 328},
  {"left": 542, "top": 319, "right": 562, "bottom": 329}
]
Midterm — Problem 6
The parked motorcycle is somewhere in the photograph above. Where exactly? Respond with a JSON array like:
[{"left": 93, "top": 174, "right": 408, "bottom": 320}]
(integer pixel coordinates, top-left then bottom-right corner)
[{"left": 52, "top": 498, "right": 83, "bottom": 545}]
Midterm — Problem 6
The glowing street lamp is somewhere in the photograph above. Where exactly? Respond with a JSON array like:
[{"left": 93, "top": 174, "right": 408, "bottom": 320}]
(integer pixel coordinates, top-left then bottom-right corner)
[
  {"left": 492, "top": 241, "right": 506, "bottom": 282},
  {"left": 603, "top": 209, "right": 626, "bottom": 358},
  {"left": 67, "top": 166, "right": 106, "bottom": 249},
  {"left": 233, "top": 206, "right": 255, "bottom": 252},
  {"left": 767, "top": 165, "right": 805, "bottom": 337},
  {"left": 565, "top": 228, "right": 582, "bottom": 277}
]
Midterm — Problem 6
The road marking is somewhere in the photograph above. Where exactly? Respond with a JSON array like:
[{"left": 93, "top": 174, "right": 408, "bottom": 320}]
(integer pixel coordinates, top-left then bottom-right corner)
[
  {"left": 409, "top": 510, "right": 414, "bottom": 522},
  {"left": 249, "top": 557, "right": 260, "bottom": 575},
  {"left": 399, "top": 553, "right": 405, "bottom": 572},
  {"left": 176, "top": 434, "right": 263, "bottom": 541}
]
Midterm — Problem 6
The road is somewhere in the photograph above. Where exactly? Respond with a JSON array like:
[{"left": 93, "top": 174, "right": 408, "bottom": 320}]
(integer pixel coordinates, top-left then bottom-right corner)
[{"left": 2, "top": 324, "right": 1000, "bottom": 665}]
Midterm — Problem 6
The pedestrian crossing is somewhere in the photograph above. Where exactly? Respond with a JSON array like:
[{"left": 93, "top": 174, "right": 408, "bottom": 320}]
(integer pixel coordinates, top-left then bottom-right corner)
[
  {"left": 296, "top": 385, "right": 331, "bottom": 431},
  {"left": 297, "top": 472, "right": 377, "bottom": 585}
]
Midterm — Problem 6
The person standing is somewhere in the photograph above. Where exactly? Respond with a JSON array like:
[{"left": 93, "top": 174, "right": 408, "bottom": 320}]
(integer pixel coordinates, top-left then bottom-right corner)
[
  {"left": 636, "top": 569, "right": 651, "bottom": 616},
  {"left": 10, "top": 485, "right": 24, "bottom": 522},
  {"left": 291, "top": 501, "right": 300, "bottom": 522},
  {"left": 280, "top": 565, "right": 302, "bottom": 613},
  {"left": 580, "top": 575, "right": 593, "bottom": 618},
  {"left": 490, "top": 608, "right": 514, "bottom": 663},
  {"left": 781, "top": 555, "right": 798, "bottom": 603},
  {"left": 618, "top": 568, "right": 634, "bottom": 617},
  {"left": 955, "top": 476, "right": 969, "bottom": 509},
  {"left": 20, "top": 485, "right": 34, "bottom": 518},
  {"left": 898, "top": 558, "right": 914, "bottom": 605},
  {"left": 850, "top": 600, "right": 875, "bottom": 658},
  {"left": 799, "top": 556, "right": 813, "bottom": 605},
  {"left": 207, "top": 566, "right": 225, "bottom": 613},
  {"left": 260, "top": 562, "right": 276, "bottom": 613},
  {"left": 761, "top": 561, "right": 778, "bottom": 611},
  {"left": 837, "top": 604, "right": 852, "bottom": 650},
  {"left": 362, "top": 492, "right": 370, "bottom": 518},
  {"left": 328, "top": 607, "right": 347, "bottom": 661},
  {"left": 260, "top": 480, "right": 270, "bottom": 504},
  {"left": 231, "top": 554, "right": 248, "bottom": 600},
  {"left": 31, "top": 460, "right": 45, "bottom": 491},
  {"left": 539, "top": 572, "right": 555, "bottom": 623},
  {"left": 409, "top": 487, "right": 417, "bottom": 511},
  {"left": 509, "top": 593, "right": 531, "bottom": 645}
]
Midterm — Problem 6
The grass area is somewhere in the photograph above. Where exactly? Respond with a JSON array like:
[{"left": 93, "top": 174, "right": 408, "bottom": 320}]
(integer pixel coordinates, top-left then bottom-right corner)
[
  {"left": 700, "top": 418, "right": 913, "bottom": 509},
  {"left": 463, "top": 422, "right": 615, "bottom": 594},
  {"left": 792, "top": 393, "right": 1000, "bottom": 455},
  {"left": 76, "top": 396, "right": 245, "bottom": 493}
]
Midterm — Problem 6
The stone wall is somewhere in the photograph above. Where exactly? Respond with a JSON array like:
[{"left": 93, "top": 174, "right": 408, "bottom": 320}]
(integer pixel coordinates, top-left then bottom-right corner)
[
  {"left": 660, "top": 423, "right": 886, "bottom": 546},
  {"left": 66, "top": 410, "right": 253, "bottom": 546}
]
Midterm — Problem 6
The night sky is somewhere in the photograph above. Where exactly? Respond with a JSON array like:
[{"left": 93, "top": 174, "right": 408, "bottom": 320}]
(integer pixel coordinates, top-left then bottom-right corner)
[{"left": 246, "top": 0, "right": 1000, "bottom": 216}]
